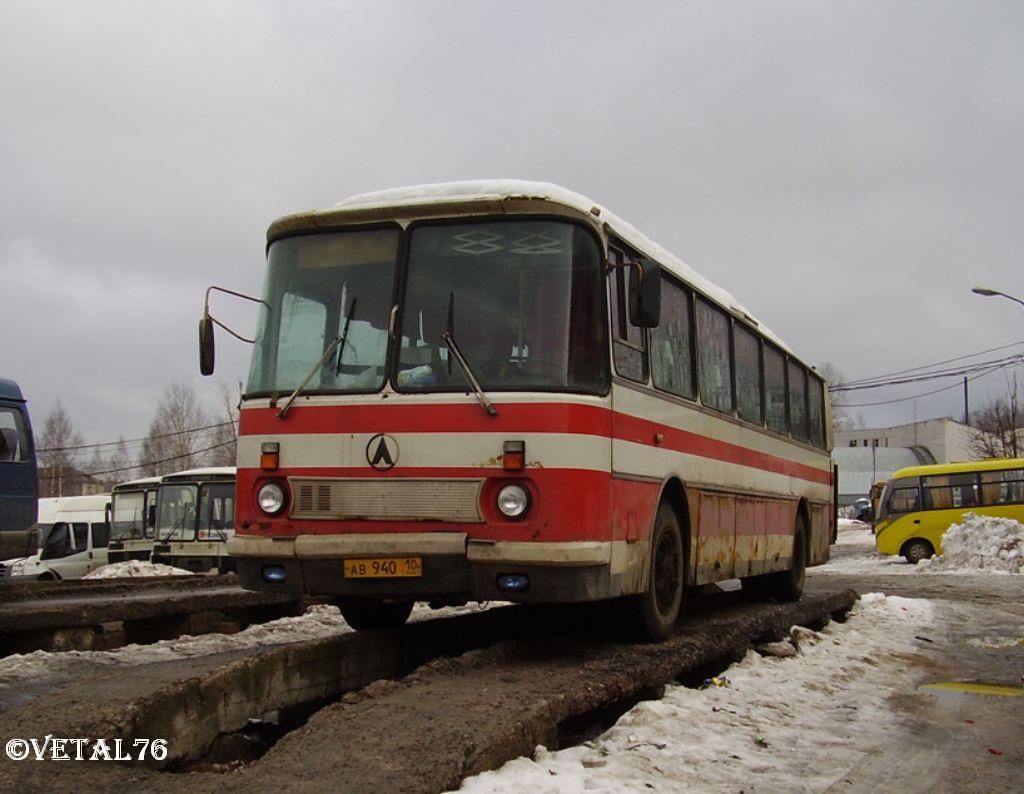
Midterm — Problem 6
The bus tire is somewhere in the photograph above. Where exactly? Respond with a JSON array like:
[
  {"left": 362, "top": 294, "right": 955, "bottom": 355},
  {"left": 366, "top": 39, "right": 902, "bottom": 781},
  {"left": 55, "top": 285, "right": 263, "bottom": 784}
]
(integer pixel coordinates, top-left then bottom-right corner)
[
  {"left": 629, "top": 503, "right": 684, "bottom": 642},
  {"left": 902, "top": 539, "right": 934, "bottom": 565},
  {"left": 335, "top": 598, "right": 414, "bottom": 631}
]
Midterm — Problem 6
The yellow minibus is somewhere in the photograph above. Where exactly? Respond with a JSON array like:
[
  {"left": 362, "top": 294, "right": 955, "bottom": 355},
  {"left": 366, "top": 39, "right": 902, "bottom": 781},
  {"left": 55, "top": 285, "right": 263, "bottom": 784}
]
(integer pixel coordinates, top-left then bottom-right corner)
[{"left": 874, "top": 458, "right": 1024, "bottom": 563}]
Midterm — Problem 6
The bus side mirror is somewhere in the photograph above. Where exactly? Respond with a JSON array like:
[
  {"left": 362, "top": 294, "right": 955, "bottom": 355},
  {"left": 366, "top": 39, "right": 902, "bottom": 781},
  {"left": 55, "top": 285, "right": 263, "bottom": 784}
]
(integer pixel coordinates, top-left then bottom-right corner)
[
  {"left": 199, "top": 316, "right": 216, "bottom": 376},
  {"left": 629, "top": 259, "right": 661, "bottom": 328}
]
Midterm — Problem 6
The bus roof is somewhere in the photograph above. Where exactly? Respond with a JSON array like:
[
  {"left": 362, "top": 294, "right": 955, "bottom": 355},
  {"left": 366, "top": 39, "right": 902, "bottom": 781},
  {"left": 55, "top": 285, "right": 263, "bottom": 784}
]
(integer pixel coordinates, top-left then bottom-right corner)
[
  {"left": 889, "top": 457, "right": 1024, "bottom": 481},
  {"left": 112, "top": 475, "right": 163, "bottom": 491},
  {"left": 160, "top": 466, "right": 236, "bottom": 482},
  {"left": 0, "top": 378, "right": 26, "bottom": 402},
  {"left": 268, "top": 180, "right": 794, "bottom": 357}
]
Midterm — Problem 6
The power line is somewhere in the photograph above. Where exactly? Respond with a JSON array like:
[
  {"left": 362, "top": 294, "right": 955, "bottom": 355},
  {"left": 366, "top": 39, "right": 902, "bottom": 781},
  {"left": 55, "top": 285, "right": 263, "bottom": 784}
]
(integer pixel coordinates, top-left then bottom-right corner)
[
  {"left": 833, "top": 340, "right": 1024, "bottom": 389},
  {"left": 66, "top": 439, "right": 238, "bottom": 479},
  {"left": 841, "top": 364, "right": 1005, "bottom": 408},
  {"left": 830, "top": 354, "right": 1024, "bottom": 393},
  {"left": 36, "top": 420, "right": 235, "bottom": 456}
]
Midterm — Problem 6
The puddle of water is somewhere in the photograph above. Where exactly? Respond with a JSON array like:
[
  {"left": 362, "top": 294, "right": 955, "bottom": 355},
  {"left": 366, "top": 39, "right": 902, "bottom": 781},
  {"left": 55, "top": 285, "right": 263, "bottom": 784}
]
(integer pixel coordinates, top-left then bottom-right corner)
[{"left": 920, "top": 681, "right": 1024, "bottom": 698}]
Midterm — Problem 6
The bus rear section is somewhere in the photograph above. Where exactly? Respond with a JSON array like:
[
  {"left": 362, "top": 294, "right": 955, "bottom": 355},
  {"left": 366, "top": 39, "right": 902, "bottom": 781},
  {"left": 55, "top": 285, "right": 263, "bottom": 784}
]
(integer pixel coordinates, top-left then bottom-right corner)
[
  {"left": 152, "top": 467, "right": 236, "bottom": 573},
  {"left": 0, "top": 378, "right": 38, "bottom": 560},
  {"left": 107, "top": 476, "right": 161, "bottom": 563}
]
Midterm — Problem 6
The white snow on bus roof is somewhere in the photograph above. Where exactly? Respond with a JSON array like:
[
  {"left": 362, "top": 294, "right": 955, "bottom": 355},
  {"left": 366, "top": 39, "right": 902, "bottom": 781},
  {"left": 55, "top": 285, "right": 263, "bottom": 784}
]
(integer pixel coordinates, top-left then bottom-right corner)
[{"left": 337, "top": 180, "right": 792, "bottom": 354}]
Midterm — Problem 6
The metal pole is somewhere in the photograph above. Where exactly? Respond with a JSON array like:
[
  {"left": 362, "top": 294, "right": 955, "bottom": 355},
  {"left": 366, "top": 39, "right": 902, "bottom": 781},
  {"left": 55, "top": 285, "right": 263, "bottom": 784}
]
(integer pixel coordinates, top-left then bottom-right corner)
[{"left": 963, "top": 377, "right": 969, "bottom": 425}]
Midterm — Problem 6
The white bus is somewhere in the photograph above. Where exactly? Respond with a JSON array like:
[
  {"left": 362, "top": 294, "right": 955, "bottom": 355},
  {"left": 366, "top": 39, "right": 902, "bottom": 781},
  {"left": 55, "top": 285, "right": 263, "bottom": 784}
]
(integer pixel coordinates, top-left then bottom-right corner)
[
  {"left": 206, "top": 181, "right": 834, "bottom": 639},
  {"left": 106, "top": 475, "right": 162, "bottom": 563},
  {"left": 151, "top": 467, "right": 236, "bottom": 573}
]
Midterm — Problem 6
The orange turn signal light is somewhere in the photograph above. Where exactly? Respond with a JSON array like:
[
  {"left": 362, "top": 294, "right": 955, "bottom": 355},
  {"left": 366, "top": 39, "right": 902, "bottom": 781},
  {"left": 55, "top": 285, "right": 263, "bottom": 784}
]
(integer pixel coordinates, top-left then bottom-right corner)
[
  {"left": 260, "top": 441, "right": 280, "bottom": 471},
  {"left": 503, "top": 440, "right": 525, "bottom": 471}
]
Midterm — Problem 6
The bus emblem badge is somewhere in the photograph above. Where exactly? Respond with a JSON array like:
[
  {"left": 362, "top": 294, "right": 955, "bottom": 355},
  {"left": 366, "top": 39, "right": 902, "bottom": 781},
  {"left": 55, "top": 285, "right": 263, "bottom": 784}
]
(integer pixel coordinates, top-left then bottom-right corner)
[{"left": 366, "top": 434, "right": 399, "bottom": 470}]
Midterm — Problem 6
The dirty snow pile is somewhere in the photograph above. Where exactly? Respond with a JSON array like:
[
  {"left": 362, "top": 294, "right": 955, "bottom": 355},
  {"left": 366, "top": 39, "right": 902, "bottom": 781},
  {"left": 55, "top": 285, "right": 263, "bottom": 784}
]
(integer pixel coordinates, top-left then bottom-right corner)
[
  {"left": 457, "top": 594, "right": 936, "bottom": 793},
  {"left": 84, "top": 560, "right": 195, "bottom": 578},
  {"left": 0, "top": 604, "right": 350, "bottom": 687},
  {"left": 918, "top": 513, "right": 1024, "bottom": 575}
]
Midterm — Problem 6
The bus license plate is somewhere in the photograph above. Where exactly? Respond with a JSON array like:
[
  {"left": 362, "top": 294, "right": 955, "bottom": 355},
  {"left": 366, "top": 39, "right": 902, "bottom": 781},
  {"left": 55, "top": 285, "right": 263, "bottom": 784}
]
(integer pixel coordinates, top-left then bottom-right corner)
[{"left": 343, "top": 557, "right": 422, "bottom": 578}]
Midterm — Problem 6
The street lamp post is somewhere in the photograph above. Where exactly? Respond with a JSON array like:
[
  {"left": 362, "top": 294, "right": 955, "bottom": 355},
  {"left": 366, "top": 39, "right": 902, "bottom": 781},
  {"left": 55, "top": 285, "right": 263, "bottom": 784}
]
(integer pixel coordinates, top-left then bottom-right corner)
[{"left": 971, "top": 286, "right": 1024, "bottom": 310}]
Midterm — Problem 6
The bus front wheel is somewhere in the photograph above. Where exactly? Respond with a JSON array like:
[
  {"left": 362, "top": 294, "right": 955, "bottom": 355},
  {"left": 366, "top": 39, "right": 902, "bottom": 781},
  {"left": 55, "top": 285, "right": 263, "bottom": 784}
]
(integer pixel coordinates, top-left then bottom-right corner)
[
  {"left": 629, "top": 503, "right": 684, "bottom": 642},
  {"left": 902, "top": 539, "right": 934, "bottom": 565},
  {"left": 335, "top": 598, "right": 414, "bottom": 631}
]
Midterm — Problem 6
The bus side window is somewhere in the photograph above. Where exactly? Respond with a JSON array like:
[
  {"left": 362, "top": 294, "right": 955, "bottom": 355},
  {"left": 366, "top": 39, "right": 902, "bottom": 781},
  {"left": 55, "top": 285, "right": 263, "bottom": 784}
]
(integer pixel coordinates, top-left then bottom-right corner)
[
  {"left": 764, "top": 344, "right": 788, "bottom": 435},
  {"left": 609, "top": 245, "right": 647, "bottom": 383},
  {"left": 733, "top": 323, "right": 762, "bottom": 424},
  {"left": 980, "top": 469, "right": 1024, "bottom": 505},
  {"left": 696, "top": 298, "right": 734, "bottom": 413},
  {"left": 788, "top": 360, "right": 808, "bottom": 442},
  {"left": 650, "top": 275, "right": 694, "bottom": 399},
  {"left": 889, "top": 486, "right": 920, "bottom": 514}
]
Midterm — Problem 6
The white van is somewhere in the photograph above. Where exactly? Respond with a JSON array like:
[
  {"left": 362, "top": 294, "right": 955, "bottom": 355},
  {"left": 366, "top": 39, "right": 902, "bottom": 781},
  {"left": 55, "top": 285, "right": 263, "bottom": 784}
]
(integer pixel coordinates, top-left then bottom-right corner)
[{"left": 4, "top": 494, "right": 111, "bottom": 580}]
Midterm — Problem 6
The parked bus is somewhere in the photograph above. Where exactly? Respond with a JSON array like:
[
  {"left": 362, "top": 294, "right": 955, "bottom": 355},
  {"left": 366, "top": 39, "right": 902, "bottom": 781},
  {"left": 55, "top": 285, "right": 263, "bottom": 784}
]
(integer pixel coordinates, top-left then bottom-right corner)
[
  {"left": 106, "top": 475, "right": 162, "bottom": 563},
  {"left": 205, "top": 181, "right": 834, "bottom": 639},
  {"left": 3, "top": 494, "right": 110, "bottom": 580},
  {"left": 874, "top": 458, "right": 1024, "bottom": 563},
  {"left": 0, "top": 378, "right": 38, "bottom": 559},
  {"left": 151, "top": 467, "right": 236, "bottom": 572}
]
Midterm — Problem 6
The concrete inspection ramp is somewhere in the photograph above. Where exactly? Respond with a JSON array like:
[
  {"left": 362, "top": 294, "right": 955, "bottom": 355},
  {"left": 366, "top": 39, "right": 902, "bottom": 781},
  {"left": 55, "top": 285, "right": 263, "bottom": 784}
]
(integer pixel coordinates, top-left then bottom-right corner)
[
  {"left": 0, "top": 590, "right": 857, "bottom": 793},
  {"left": 0, "top": 576, "right": 303, "bottom": 654}
]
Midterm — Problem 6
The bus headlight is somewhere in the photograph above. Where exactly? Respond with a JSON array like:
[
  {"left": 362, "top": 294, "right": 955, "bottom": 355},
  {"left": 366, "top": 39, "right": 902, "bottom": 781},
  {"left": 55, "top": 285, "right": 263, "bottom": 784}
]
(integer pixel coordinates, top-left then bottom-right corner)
[
  {"left": 258, "top": 482, "right": 286, "bottom": 515},
  {"left": 496, "top": 483, "right": 530, "bottom": 519}
]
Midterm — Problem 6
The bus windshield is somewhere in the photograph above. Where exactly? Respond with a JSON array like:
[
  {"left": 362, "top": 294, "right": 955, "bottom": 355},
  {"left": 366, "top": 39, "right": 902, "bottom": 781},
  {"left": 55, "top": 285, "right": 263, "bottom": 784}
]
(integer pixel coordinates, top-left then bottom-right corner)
[
  {"left": 397, "top": 221, "right": 606, "bottom": 394},
  {"left": 245, "top": 221, "right": 607, "bottom": 397},
  {"left": 247, "top": 228, "right": 400, "bottom": 395},
  {"left": 111, "top": 491, "right": 148, "bottom": 541},
  {"left": 198, "top": 482, "right": 235, "bottom": 541},
  {"left": 157, "top": 484, "right": 198, "bottom": 542}
]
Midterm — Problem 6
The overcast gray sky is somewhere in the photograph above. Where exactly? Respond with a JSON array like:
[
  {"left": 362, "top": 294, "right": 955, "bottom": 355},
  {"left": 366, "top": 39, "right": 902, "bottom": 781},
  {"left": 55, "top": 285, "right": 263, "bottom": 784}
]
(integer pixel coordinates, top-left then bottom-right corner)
[{"left": 3, "top": 0, "right": 1023, "bottom": 464}]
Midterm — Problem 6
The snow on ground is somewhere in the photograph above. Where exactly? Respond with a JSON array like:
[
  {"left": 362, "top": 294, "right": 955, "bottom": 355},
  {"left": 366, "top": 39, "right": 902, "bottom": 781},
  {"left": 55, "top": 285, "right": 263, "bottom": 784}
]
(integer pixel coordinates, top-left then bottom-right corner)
[
  {"left": 917, "top": 513, "right": 1024, "bottom": 575},
  {"left": 456, "top": 594, "right": 936, "bottom": 793},
  {"left": 83, "top": 560, "right": 196, "bottom": 579},
  {"left": 814, "top": 520, "right": 919, "bottom": 575},
  {"left": 0, "top": 601, "right": 497, "bottom": 689},
  {"left": 0, "top": 604, "right": 350, "bottom": 687}
]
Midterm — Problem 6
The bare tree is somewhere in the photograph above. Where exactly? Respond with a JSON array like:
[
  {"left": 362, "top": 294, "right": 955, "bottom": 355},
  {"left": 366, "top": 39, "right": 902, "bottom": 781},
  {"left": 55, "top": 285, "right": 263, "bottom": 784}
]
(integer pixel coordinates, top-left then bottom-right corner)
[
  {"left": 37, "top": 401, "right": 84, "bottom": 497},
  {"left": 205, "top": 381, "right": 239, "bottom": 467},
  {"left": 817, "top": 362, "right": 857, "bottom": 431},
  {"left": 968, "top": 373, "right": 1022, "bottom": 459},
  {"left": 142, "top": 382, "right": 210, "bottom": 475}
]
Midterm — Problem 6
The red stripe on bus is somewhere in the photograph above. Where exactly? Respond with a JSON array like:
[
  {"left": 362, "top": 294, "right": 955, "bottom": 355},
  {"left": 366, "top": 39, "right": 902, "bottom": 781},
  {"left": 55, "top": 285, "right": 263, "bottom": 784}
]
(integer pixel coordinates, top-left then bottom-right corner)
[
  {"left": 239, "top": 402, "right": 611, "bottom": 437},
  {"left": 239, "top": 402, "right": 830, "bottom": 486},
  {"left": 612, "top": 413, "right": 832, "bottom": 486}
]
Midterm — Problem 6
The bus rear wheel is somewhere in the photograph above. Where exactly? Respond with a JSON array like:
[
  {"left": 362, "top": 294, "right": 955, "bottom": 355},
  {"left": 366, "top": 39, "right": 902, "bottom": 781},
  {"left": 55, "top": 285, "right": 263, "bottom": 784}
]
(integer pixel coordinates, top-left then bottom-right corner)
[
  {"left": 629, "top": 503, "right": 684, "bottom": 642},
  {"left": 335, "top": 598, "right": 414, "bottom": 631},
  {"left": 902, "top": 539, "right": 934, "bottom": 565}
]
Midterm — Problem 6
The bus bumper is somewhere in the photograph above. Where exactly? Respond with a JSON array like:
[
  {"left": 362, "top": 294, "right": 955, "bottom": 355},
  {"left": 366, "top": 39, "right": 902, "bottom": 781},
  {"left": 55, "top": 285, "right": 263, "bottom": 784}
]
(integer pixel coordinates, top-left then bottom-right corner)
[{"left": 228, "top": 533, "right": 624, "bottom": 602}]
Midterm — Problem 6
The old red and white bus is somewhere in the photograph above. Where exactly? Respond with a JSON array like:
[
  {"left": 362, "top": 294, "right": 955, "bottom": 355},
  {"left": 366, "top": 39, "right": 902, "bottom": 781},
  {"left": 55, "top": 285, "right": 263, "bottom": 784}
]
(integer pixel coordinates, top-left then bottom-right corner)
[{"left": 209, "top": 181, "right": 833, "bottom": 640}]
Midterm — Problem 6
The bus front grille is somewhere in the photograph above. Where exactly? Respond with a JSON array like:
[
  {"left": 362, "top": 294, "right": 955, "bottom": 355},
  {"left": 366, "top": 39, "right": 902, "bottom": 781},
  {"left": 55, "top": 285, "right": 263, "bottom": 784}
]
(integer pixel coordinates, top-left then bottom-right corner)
[{"left": 288, "top": 478, "right": 484, "bottom": 523}]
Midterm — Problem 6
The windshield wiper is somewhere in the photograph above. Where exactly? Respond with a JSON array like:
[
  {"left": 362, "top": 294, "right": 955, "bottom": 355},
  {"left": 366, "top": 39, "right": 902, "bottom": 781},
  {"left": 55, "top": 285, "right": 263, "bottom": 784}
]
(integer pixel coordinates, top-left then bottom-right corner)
[
  {"left": 442, "top": 292, "right": 497, "bottom": 417},
  {"left": 278, "top": 297, "right": 357, "bottom": 419}
]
